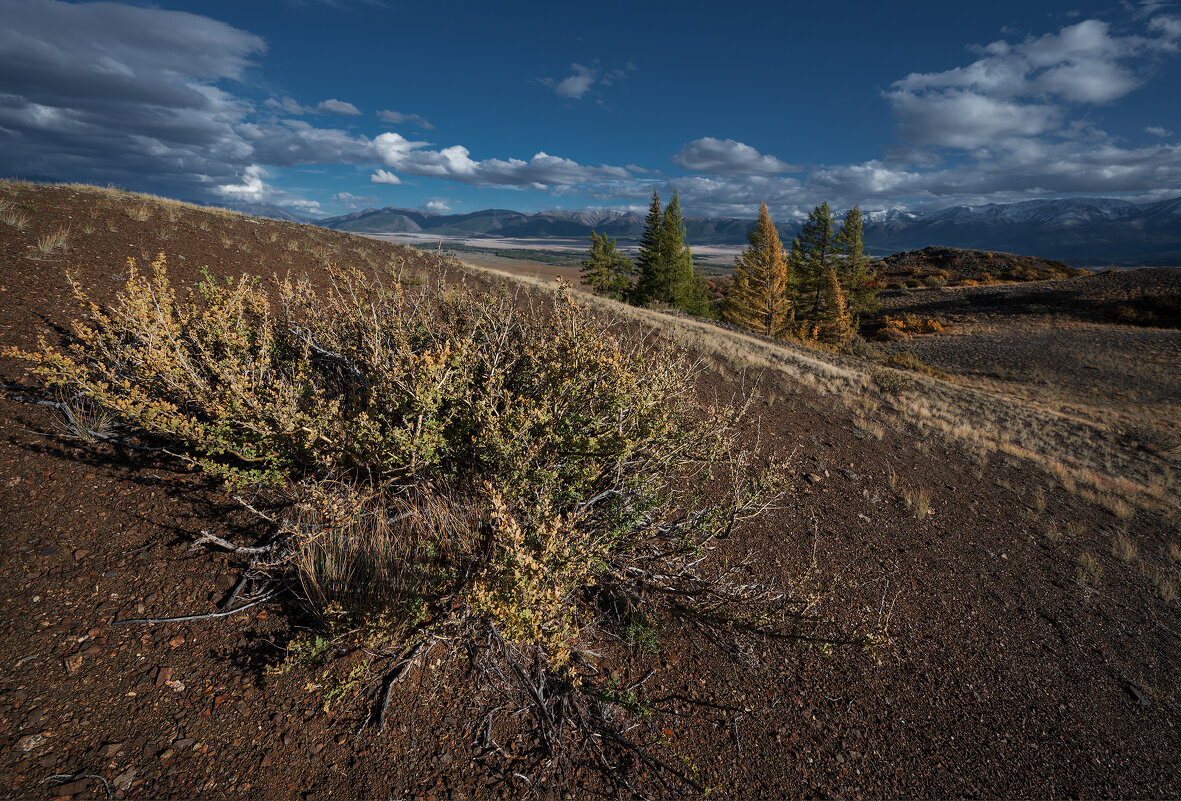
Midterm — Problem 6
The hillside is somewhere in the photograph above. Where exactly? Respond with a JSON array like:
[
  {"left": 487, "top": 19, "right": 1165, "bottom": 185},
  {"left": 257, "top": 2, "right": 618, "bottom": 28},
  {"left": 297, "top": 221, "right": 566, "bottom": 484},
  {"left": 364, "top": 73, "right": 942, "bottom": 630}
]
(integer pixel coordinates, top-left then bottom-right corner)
[
  {"left": 879, "top": 246, "right": 1092, "bottom": 288},
  {"left": 1, "top": 182, "right": 1179, "bottom": 799}
]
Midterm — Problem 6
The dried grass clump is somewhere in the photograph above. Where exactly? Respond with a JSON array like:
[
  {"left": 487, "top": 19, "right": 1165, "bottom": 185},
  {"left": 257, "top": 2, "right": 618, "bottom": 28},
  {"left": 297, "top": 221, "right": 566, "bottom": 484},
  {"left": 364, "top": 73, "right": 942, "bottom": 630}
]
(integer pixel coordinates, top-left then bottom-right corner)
[
  {"left": 35, "top": 227, "right": 70, "bottom": 254},
  {"left": 1112, "top": 532, "right": 1138, "bottom": 563}
]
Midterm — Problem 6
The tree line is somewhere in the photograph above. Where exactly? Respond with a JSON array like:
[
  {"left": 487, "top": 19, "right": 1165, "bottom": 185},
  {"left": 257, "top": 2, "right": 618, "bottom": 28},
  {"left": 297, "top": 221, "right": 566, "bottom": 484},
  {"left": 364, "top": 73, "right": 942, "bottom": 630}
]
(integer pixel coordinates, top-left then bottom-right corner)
[{"left": 580, "top": 193, "right": 879, "bottom": 345}]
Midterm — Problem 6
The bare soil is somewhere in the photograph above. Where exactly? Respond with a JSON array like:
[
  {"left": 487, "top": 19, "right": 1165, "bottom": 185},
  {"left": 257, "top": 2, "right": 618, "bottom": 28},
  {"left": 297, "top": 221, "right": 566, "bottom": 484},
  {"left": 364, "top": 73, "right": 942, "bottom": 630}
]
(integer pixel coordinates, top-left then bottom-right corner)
[
  {"left": 877, "top": 272, "right": 1181, "bottom": 435},
  {"left": 1, "top": 183, "right": 1179, "bottom": 799}
]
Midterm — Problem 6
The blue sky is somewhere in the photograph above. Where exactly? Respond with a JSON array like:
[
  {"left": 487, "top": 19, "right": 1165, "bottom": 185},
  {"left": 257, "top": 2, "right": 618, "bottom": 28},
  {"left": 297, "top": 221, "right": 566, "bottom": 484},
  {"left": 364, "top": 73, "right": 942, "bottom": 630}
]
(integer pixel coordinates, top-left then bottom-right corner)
[{"left": 2, "top": 0, "right": 1180, "bottom": 219}]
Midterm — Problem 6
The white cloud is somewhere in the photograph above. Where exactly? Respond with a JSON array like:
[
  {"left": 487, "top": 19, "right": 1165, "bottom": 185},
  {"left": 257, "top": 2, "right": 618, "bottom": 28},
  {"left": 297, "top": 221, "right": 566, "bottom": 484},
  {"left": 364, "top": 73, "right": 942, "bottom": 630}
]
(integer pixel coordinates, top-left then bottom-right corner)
[
  {"left": 313, "top": 98, "right": 361, "bottom": 115},
  {"left": 265, "top": 96, "right": 362, "bottom": 115},
  {"left": 370, "top": 168, "right": 402, "bottom": 184},
  {"left": 373, "top": 132, "right": 633, "bottom": 188},
  {"left": 216, "top": 164, "right": 268, "bottom": 200},
  {"left": 332, "top": 191, "right": 379, "bottom": 207},
  {"left": 539, "top": 61, "right": 635, "bottom": 102},
  {"left": 885, "top": 18, "right": 1181, "bottom": 150},
  {"left": 376, "top": 109, "right": 434, "bottom": 129},
  {"left": 673, "top": 138, "right": 796, "bottom": 175},
  {"left": 1147, "top": 125, "right": 1173, "bottom": 136},
  {"left": 424, "top": 198, "right": 451, "bottom": 212}
]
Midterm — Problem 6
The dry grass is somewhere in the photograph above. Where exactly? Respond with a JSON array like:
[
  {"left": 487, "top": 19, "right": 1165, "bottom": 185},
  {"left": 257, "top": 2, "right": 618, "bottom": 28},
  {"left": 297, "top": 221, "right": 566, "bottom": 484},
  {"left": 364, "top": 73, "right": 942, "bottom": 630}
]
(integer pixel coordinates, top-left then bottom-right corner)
[
  {"left": 35, "top": 227, "right": 70, "bottom": 255},
  {"left": 125, "top": 204, "right": 153, "bottom": 221},
  {"left": 1112, "top": 532, "right": 1138, "bottom": 563},
  {"left": 0, "top": 208, "right": 29, "bottom": 231},
  {"left": 1078, "top": 551, "right": 1103, "bottom": 582},
  {"left": 902, "top": 487, "right": 932, "bottom": 519},
  {"left": 1169, "top": 543, "right": 1181, "bottom": 564}
]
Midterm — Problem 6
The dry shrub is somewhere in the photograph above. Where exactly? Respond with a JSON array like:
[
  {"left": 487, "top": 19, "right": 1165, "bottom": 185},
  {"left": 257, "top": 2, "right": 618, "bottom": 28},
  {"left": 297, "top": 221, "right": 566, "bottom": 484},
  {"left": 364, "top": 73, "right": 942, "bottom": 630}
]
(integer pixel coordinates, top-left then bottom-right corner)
[
  {"left": 11, "top": 255, "right": 799, "bottom": 675},
  {"left": 871, "top": 367, "right": 913, "bottom": 396}
]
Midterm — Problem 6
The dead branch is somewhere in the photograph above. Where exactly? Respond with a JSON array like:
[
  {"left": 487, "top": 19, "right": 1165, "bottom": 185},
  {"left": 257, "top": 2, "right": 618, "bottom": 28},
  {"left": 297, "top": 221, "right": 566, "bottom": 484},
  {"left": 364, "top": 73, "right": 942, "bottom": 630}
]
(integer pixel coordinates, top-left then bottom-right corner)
[{"left": 113, "top": 591, "right": 277, "bottom": 626}]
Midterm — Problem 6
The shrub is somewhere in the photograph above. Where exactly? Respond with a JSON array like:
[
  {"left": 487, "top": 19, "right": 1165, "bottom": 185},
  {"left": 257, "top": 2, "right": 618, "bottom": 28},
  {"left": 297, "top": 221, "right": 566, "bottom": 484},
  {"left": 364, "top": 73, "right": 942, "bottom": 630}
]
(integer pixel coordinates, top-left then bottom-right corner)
[
  {"left": 11, "top": 256, "right": 801, "bottom": 747},
  {"left": 870, "top": 367, "right": 912, "bottom": 396}
]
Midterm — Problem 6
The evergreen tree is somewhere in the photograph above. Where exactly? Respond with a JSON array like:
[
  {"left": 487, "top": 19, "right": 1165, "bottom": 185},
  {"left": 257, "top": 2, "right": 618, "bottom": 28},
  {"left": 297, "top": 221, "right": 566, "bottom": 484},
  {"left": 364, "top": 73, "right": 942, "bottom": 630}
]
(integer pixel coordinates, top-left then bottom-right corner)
[
  {"left": 834, "top": 205, "right": 879, "bottom": 323},
  {"left": 817, "top": 268, "right": 853, "bottom": 345},
  {"left": 632, "top": 191, "right": 665, "bottom": 305},
  {"left": 579, "top": 230, "right": 633, "bottom": 300},
  {"left": 790, "top": 202, "right": 839, "bottom": 315},
  {"left": 723, "top": 202, "right": 791, "bottom": 337},
  {"left": 660, "top": 191, "right": 710, "bottom": 314}
]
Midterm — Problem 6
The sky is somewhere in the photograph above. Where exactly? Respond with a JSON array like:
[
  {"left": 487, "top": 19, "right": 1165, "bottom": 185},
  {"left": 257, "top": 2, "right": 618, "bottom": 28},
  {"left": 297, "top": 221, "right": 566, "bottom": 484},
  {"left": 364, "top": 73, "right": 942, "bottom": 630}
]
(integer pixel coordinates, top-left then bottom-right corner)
[{"left": 2, "top": 0, "right": 1180, "bottom": 220}]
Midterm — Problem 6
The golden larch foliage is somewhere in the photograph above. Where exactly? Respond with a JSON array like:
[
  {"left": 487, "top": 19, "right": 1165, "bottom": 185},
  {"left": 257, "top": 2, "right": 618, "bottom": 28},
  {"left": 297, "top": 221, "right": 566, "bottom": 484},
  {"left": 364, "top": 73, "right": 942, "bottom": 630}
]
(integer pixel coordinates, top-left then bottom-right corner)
[{"left": 723, "top": 202, "right": 792, "bottom": 338}]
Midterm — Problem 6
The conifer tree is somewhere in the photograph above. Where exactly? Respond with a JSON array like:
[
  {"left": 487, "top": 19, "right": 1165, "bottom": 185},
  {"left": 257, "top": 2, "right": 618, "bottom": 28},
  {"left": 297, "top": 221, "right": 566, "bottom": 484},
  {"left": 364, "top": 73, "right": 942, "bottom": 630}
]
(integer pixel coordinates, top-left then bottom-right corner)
[
  {"left": 579, "top": 230, "right": 633, "bottom": 300},
  {"left": 632, "top": 191, "right": 665, "bottom": 305},
  {"left": 658, "top": 191, "right": 697, "bottom": 307},
  {"left": 834, "top": 205, "right": 879, "bottom": 323},
  {"left": 790, "top": 202, "right": 839, "bottom": 315},
  {"left": 817, "top": 268, "right": 853, "bottom": 346},
  {"left": 724, "top": 202, "right": 791, "bottom": 337}
]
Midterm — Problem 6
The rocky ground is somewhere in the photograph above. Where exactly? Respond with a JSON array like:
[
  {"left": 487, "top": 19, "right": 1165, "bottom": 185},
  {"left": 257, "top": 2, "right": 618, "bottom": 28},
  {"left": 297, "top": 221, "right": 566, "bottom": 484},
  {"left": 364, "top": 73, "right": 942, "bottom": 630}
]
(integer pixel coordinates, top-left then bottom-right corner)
[{"left": 1, "top": 182, "right": 1179, "bottom": 799}]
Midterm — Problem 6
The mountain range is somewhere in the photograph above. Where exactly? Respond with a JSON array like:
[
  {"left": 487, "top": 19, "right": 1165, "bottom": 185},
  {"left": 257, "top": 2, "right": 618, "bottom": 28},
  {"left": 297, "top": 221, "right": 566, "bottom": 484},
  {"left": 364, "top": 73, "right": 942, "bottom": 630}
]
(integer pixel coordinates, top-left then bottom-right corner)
[{"left": 234, "top": 195, "right": 1181, "bottom": 266}]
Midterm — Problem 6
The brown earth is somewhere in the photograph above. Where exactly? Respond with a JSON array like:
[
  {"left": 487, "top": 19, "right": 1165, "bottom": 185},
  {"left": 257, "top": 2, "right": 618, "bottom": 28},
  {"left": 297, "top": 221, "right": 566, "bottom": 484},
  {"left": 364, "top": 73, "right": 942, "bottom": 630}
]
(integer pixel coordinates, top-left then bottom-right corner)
[
  {"left": 1, "top": 182, "right": 1179, "bottom": 799},
  {"left": 877, "top": 271, "right": 1181, "bottom": 438}
]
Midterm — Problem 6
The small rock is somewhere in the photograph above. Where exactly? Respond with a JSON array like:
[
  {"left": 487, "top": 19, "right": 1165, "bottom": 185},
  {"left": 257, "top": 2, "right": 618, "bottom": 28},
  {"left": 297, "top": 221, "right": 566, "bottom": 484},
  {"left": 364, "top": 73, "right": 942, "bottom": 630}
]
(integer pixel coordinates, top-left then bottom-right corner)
[
  {"left": 214, "top": 574, "right": 236, "bottom": 592},
  {"left": 64, "top": 654, "right": 83, "bottom": 674},
  {"left": 164, "top": 679, "right": 185, "bottom": 693},
  {"left": 806, "top": 473, "right": 823, "bottom": 484},
  {"left": 101, "top": 742, "right": 124, "bottom": 758},
  {"left": 168, "top": 635, "right": 185, "bottom": 648},
  {"left": 113, "top": 769, "right": 137, "bottom": 791},
  {"left": 154, "top": 667, "right": 173, "bottom": 687},
  {"left": 73, "top": 549, "right": 90, "bottom": 561},
  {"left": 17, "top": 734, "right": 46, "bottom": 752}
]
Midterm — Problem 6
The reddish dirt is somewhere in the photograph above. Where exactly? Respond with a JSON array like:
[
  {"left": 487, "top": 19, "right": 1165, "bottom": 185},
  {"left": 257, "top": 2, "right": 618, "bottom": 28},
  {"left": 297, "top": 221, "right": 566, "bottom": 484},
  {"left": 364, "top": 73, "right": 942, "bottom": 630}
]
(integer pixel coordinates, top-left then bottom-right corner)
[{"left": 1, "top": 184, "right": 1179, "bottom": 799}]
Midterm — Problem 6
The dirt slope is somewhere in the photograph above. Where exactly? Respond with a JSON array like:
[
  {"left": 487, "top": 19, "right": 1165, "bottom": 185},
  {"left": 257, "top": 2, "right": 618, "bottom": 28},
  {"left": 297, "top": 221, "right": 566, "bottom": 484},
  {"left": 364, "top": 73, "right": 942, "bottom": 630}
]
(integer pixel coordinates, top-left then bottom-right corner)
[{"left": 1, "top": 182, "right": 1179, "bottom": 799}]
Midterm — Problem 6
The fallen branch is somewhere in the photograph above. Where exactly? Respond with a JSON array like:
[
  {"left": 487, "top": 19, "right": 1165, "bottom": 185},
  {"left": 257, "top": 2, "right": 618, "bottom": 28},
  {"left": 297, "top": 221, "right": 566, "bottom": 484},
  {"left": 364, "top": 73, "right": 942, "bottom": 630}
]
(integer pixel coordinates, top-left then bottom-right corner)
[
  {"left": 113, "top": 591, "right": 277, "bottom": 626},
  {"left": 378, "top": 639, "right": 434, "bottom": 732},
  {"left": 192, "top": 529, "right": 275, "bottom": 555}
]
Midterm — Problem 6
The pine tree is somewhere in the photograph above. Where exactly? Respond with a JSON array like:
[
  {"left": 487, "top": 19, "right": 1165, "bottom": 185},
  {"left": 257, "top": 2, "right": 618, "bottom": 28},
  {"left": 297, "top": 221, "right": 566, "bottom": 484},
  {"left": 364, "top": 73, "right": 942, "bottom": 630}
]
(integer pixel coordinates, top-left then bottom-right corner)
[
  {"left": 632, "top": 191, "right": 665, "bottom": 305},
  {"left": 723, "top": 202, "right": 791, "bottom": 337},
  {"left": 817, "top": 268, "right": 853, "bottom": 345},
  {"left": 579, "top": 230, "right": 633, "bottom": 300},
  {"left": 834, "top": 205, "right": 879, "bottom": 323},
  {"left": 790, "top": 202, "right": 839, "bottom": 316}
]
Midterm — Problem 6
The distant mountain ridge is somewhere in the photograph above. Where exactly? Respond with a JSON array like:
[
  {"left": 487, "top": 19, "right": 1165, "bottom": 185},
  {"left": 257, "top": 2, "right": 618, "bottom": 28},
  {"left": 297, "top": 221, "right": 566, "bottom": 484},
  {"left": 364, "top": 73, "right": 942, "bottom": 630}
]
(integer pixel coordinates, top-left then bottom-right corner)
[{"left": 312, "top": 196, "right": 1181, "bottom": 266}]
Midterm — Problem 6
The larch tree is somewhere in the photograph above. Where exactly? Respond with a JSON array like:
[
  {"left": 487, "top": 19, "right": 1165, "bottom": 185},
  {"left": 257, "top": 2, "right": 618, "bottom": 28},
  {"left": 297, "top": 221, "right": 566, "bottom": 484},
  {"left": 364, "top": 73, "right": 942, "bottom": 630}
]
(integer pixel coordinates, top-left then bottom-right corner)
[
  {"left": 817, "top": 267, "right": 854, "bottom": 345},
  {"left": 579, "top": 230, "right": 633, "bottom": 300},
  {"left": 724, "top": 202, "right": 791, "bottom": 337},
  {"left": 834, "top": 205, "right": 879, "bottom": 323}
]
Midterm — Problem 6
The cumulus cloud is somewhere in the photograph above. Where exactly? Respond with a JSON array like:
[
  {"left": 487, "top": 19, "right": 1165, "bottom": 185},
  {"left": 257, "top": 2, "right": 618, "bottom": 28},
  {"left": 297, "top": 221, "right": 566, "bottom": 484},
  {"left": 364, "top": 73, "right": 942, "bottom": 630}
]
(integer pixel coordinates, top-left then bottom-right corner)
[
  {"left": 885, "top": 18, "right": 1181, "bottom": 150},
  {"left": 673, "top": 138, "right": 796, "bottom": 175},
  {"left": 214, "top": 164, "right": 322, "bottom": 213},
  {"left": 373, "top": 132, "right": 633, "bottom": 188},
  {"left": 424, "top": 198, "right": 452, "bottom": 212},
  {"left": 1147, "top": 125, "right": 1173, "bottom": 136},
  {"left": 377, "top": 109, "right": 434, "bottom": 129},
  {"left": 370, "top": 169, "right": 402, "bottom": 184}
]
